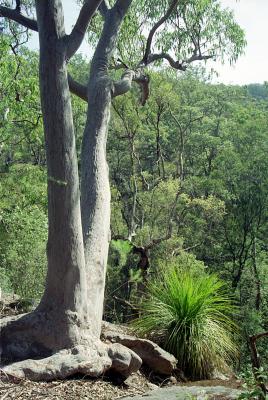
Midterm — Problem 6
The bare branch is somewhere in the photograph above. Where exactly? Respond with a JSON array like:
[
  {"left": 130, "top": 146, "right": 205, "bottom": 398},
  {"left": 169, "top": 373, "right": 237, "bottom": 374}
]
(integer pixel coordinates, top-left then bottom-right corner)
[
  {"left": 0, "top": 5, "right": 38, "bottom": 31},
  {"left": 185, "top": 53, "right": 213, "bottom": 64},
  {"left": 142, "top": 0, "right": 179, "bottom": 65},
  {"left": 112, "top": 70, "right": 135, "bottom": 97},
  {"left": 113, "top": 295, "right": 139, "bottom": 311},
  {"left": 66, "top": 0, "right": 103, "bottom": 60},
  {"left": 68, "top": 74, "right": 87, "bottom": 102},
  {"left": 15, "top": 0, "right": 21, "bottom": 13},
  {"left": 251, "top": 332, "right": 268, "bottom": 342},
  {"left": 146, "top": 189, "right": 181, "bottom": 250},
  {"left": 146, "top": 52, "right": 213, "bottom": 71},
  {"left": 146, "top": 53, "right": 186, "bottom": 70},
  {"left": 99, "top": 0, "right": 110, "bottom": 18},
  {"left": 112, "top": 70, "right": 150, "bottom": 105}
]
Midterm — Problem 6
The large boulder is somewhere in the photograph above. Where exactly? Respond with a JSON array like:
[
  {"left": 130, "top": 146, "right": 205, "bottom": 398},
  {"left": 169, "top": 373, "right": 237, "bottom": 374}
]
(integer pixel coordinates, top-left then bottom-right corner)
[{"left": 102, "top": 321, "right": 177, "bottom": 375}]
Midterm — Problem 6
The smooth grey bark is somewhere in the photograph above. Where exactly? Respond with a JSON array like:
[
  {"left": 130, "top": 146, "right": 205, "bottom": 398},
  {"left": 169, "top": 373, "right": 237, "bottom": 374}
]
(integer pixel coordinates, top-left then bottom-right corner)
[
  {"left": 0, "top": 1, "right": 145, "bottom": 381},
  {"left": 0, "top": 0, "right": 136, "bottom": 359},
  {"left": 1, "top": 0, "right": 90, "bottom": 360},
  {"left": 81, "top": 1, "right": 132, "bottom": 337},
  {"left": 35, "top": 0, "right": 89, "bottom": 337}
]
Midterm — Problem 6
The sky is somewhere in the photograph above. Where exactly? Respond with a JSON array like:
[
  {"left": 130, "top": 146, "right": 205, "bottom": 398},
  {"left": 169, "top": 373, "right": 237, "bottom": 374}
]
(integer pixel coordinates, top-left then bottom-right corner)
[{"left": 27, "top": 0, "right": 268, "bottom": 86}]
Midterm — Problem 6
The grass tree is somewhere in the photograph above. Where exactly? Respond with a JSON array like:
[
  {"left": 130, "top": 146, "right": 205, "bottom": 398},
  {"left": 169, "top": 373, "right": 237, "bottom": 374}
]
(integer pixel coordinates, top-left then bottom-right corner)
[
  {"left": 0, "top": 0, "right": 245, "bottom": 381},
  {"left": 133, "top": 267, "right": 239, "bottom": 379}
]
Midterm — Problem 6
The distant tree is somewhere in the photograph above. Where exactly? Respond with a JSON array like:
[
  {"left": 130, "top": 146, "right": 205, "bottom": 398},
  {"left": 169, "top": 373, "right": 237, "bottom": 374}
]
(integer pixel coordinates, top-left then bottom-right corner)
[{"left": 246, "top": 83, "right": 268, "bottom": 100}]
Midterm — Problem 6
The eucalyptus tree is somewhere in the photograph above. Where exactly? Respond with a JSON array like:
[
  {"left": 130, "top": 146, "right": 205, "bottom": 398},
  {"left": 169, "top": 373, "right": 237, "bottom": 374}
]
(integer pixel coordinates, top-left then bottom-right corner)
[{"left": 0, "top": 0, "right": 245, "bottom": 381}]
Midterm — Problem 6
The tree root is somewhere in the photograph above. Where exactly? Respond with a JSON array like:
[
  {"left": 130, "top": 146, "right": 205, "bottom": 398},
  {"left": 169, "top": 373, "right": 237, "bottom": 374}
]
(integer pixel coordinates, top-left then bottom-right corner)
[
  {"left": 1, "top": 343, "right": 142, "bottom": 381},
  {"left": 0, "top": 313, "right": 142, "bottom": 381}
]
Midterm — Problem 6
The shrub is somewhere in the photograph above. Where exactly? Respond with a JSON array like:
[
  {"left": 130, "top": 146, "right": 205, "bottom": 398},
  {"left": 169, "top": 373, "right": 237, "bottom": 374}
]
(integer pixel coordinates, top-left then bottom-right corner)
[{"left": 133, "top": 267, "right": 239, "bottom": 379}]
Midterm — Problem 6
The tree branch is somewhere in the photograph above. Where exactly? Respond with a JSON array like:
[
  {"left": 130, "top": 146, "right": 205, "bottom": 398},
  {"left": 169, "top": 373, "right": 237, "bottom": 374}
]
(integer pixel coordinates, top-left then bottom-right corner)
[
  {"left": 142, "top": 0, "right": 179, "bottom": 65},
  {"left": 99, "top": 0, "right": 109, "bottom": 18},
  {"left": 185, "top": 53, "right": 213, "bottom": 64},
  {"left": 113, "top": 295, "right": 139, "bottom": 311},
  {"left": 146, "top": 53, "right": 186, "bottom": 70},
  {"left": 251, "top": 332, "right": 268, "bottom": 342},
  {"left": 91, "top": 0, "right": 132, "bottom": 73},
  {"left": 112, "top": 70, "right": 135, "bottom": 97},
  {"left": 66, "top": 0, "right": 103, "bottom": 60},
  {"left": 0, "top": 5, "right": 38, "bottom": 31},
  {"left": 145, "top": 52, "right": 213, "bottom": 70},
  {"left": 15, "top": 0, "right": 21, "bottom": 13},
  {"left": 68, "top": 74, "right": 87, "bottom": 102},
  {"left": 112, "top": 70, "right": 150, "bottom": 105},
  {"left": 114, "top": 0, "right": 133, "bottom": 14}
]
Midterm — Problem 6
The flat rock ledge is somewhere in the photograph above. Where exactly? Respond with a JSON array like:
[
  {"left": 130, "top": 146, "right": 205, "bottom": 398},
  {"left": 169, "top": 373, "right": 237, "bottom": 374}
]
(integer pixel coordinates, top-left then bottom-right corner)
[
  {"left": 120, "top": 385, "right": 242, "bottom": 400},
  {"left": 101, "top": 321, "right": 177, "bottom": 375}
]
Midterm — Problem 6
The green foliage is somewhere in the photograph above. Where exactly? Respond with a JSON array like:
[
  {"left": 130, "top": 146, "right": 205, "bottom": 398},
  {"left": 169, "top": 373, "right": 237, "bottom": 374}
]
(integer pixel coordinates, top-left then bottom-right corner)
[
  {"left": 83, "top": 0, "right": 245, "bottom": 67},
  {"left": 0, "top": 35, "right": 44, "bottom": 169},
  {"left": 0, "top": 165, "right": 47, "bottom": 300},
  {"left": 0, "top": 29, "right": 267, "bottom": 377},
  {"left": 0, "top": 267, "right": 12, "bottom": 293},
  {"left": 246, "top": 83, "right": 268, "bottom": 100},
  {"left": 133, "top": 267, "right": 239, "bottom": 379},
  {"left": 238, "top": 367, "right": 268, "bottom": 400}
]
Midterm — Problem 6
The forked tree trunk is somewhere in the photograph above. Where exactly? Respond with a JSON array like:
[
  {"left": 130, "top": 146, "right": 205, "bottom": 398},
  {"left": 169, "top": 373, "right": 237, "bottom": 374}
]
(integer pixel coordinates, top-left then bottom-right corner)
[{"left": 0, "top": 0, "right": 142, "bottom": 381}]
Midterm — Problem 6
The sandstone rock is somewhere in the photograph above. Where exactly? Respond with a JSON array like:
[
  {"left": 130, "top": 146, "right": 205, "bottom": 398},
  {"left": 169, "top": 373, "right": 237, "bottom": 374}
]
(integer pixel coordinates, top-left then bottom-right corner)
[
  {"left": 108, "top": 343, "right": 142, "bottom": 378},
  {"left": 120, "top": 385, "right": 242, "bottom": 400},
  {"left": 102, "top": 322, "right": 177, "bottom": 375}
]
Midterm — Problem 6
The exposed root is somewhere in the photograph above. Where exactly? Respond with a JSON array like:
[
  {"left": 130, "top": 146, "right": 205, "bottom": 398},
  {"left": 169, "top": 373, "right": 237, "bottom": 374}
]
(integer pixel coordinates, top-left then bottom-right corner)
[
  {"left": 0, "top": 314, "right": 142, "bottom": 381},
  {"left": 0, "top": 343, "right": 142, "bottom": 381}
]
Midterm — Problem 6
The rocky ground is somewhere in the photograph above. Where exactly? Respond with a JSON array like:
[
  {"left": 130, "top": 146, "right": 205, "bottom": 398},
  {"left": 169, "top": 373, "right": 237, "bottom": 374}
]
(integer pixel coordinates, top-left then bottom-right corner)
[
  {"left": 0, "top": 371, "right": 154, "bottom": 400},
  {"left": 0, "top": 373, "right": 244, "bottom": 400},
  {"left": 0, "top": 294, "right": 244, "bottom": 399}
]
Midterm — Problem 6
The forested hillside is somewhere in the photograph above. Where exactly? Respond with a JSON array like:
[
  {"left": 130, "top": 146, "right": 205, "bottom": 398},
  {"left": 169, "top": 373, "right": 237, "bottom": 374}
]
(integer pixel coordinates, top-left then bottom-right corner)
[{"left": 1, "top": 34, "right": 267, "bottom": 376}]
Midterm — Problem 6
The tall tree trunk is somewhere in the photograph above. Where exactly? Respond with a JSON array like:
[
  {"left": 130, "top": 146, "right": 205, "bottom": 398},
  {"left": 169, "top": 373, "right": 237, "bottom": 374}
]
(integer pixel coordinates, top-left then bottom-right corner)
[
  {"left": 1, "top": 0, "right": 90, "bottom": 360},
  {"left": 81, "top": 72, "right": 112, "bottom": 338},
  {"left": 80, "top": 0, "right": 132, "bottom": 337},
  {"left": 36, "top": 0, "right": 89, "bottom": 342},
  {"left": 1, "top": 0, "right": 142, "bottom": 382}
]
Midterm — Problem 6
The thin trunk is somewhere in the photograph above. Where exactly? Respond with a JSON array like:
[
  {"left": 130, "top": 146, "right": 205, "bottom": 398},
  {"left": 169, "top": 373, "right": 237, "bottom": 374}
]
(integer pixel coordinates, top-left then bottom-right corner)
[
  {"left": 249, "top": 332, "right": 268, "bottom": 398},
  {"left": 252, "top": 237, "right": 261, "bottom": 311},
  {"left": 128, "top": 137, "right": 138, "bottom": 241},
  {"left": 179, "top": 131, "right": 184, "bottom": 181}
]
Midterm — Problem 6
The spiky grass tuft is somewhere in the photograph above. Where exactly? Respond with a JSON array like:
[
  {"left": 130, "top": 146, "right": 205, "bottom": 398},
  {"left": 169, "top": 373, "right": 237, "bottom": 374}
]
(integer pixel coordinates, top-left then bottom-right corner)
[{"left": 133, "top": 268, "right": 239, "bottom": 379}]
